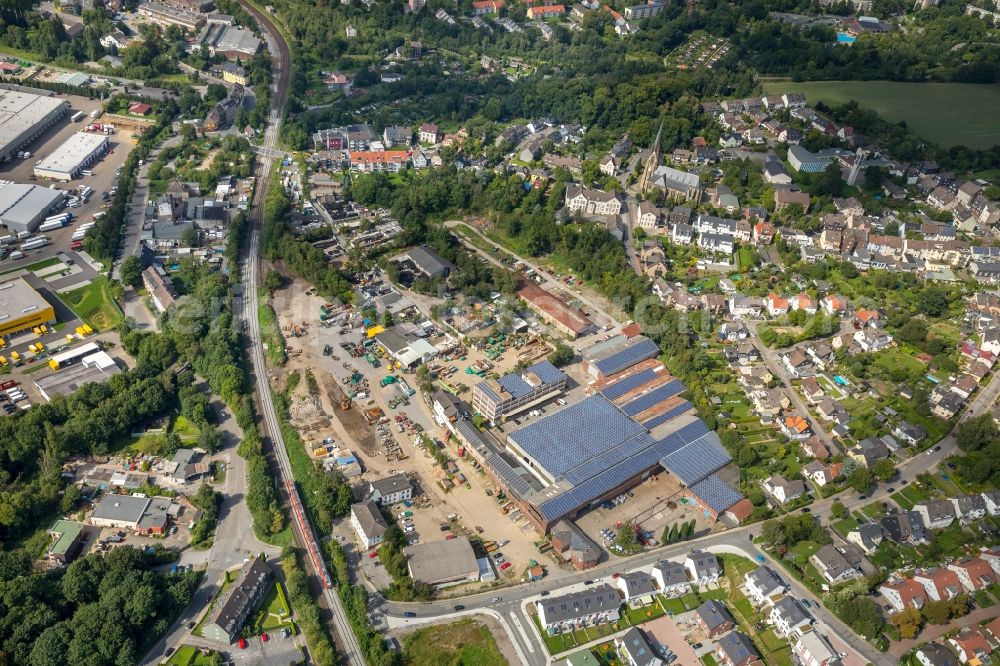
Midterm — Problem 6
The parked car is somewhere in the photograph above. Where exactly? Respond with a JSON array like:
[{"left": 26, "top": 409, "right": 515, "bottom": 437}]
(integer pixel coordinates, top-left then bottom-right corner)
[
  {"left": 261, "top": 633, "right": 269, "bottom": 643},
  {"left": 404, "top": 612, "right": 417, "bottom": 618}
]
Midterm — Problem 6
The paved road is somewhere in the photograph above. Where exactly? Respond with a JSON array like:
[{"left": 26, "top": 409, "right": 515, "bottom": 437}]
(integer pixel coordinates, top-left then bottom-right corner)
[
  {"left": 378, "top": 529, "right": 893, "bottom": 666},
  {"left": 745, "top": 320, "right": 844, "bottom": 455},
  {"left": 231, "top": 0, "right": 365, "bottom": 663},
  {"left": 141, "top": 393, "right": 280, "bottom": 665},
  {"left": 121, "top": 134, "right": 183, "bottom": 261}
]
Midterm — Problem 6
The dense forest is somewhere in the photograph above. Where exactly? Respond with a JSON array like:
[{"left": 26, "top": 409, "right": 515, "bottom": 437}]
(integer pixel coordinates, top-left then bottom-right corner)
[{"left": 0, "top": 547, "right": 199, "bottom": 666}]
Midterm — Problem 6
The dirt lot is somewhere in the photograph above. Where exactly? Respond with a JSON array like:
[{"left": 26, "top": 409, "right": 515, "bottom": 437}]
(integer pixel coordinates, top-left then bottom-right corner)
[
  {"left": 0, "top": 92, "right": 137, "bottom": 270},
  {"left": 268, "top": 276, "right": 576, "bottom": 587}
]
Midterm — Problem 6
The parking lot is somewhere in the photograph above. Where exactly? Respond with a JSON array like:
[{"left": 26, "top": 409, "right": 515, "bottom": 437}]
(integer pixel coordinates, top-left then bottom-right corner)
[{"left": 0, "top": 92, "right": 137, "bottom": 273}]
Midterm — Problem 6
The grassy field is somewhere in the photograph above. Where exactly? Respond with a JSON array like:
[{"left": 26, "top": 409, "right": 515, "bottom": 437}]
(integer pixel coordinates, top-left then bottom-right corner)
[
  {"left": 762, "top": 81, "right": 1000, "bottom": 149},
  {"left": 61, "top": 277, "right": 123, "bottom": 331},
  {"left": 165, "top": 646, "right": 220, "bottom": 666},
  {"left": 403, "top": 619, "right": 508, "bottom": 666}
]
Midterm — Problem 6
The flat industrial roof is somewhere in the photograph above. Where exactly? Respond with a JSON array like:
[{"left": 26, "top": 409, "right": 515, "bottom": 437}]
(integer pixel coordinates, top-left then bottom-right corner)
[
  {"left": 35, "top": 132, "right": 108, "bottom": 175},
  {"left": 35, "top": 352, "right": 121, "bottom": 400},
  {"left": 0, "top": 277, "right": 52, "bottom": 323},
  {"left": 92, "top": 494, "right": 150, "bottom": 523},
  {"left": 0, "top": 90, "right": 67, "bottom": 156},
  {"left": 0, "top": 183, "right": 65, "bottom": 227},
  {"left": 404, "top": 537, "right": 478, "bottom": 584}
]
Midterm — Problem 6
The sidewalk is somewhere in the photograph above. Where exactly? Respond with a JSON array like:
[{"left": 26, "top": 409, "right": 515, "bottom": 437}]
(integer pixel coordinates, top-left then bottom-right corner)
[{"left": 890, "top": 604, "right": 998, "bottom": 657}]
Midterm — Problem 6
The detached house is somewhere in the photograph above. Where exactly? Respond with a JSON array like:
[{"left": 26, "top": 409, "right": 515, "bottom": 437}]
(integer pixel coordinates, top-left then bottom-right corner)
[
  {"left": 810, "top": 545, "right": 861, "bottom": 584},
  {"left": 914, "top": 500, "right": 956, "bottom": 530},
  {"left": 768, "top": 597, "right": 812, "bottom": 637},
  {"left": 696, "top": 600, "right": 736, "bottom": 638},
  {"left": 616, "top": 571, "right": 657, "bottom": 605},
  {"left": 846, "top": 522, "right": 883, "bottom": 554},
  {"left": 950, "top": 495, "right": 986, "bottom": 523},
  {"left": 715, "top": 632, "right": 761, "bottom": 666},
  {"left": 763, "top": 475, "right": 806, "bottom": 505},
  {"left": 948, "top": 630, "right": 992, "bottom": 665}
]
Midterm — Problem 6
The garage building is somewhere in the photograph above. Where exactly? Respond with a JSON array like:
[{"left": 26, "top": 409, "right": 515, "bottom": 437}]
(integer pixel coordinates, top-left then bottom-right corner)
[
  {"left": 0, "top": 89, "right": 69, "bottom": 162},
  {"left": 0, "top": 277, "right": 56, "bottom": 339},
  {"left": 0, "top": 183, "right": 67, "bottom": 234},
  {"left": 404, "top": 538, "right": 480, "bottom": 586},
  {"left": 90, "top": 493, "right": 172, "bottom": 534},
  {"left": 34, "top": 132, "right": 109, "bottom": 181}
]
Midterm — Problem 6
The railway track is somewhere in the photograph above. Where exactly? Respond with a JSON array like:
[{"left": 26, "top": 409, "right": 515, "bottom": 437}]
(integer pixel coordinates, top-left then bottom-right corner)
[{"left": 233, "top": 2, "right": 366, "bottom": 664}]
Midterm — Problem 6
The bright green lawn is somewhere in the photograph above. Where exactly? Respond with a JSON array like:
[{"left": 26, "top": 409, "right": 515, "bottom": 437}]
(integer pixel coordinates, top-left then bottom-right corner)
[
  {"left": 60, "top": 277, "right": 123, "bottom": 331},
  {"left": 165, "top": 646, "right": 220, "bottom": 666},
  {"left": 762, "top": 81, "right": 1000, "bottom": 149}
]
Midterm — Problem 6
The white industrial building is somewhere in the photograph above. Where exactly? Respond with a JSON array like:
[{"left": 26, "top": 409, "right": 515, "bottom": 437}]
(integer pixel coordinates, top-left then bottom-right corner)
[
  {"left": 0, "top": 183, "right": 66, "bottom": 233},
  {"left": 35, "top": 350, "right": 121, "bottom": 401},
  {"left": 0, "top": 89, "right": 69, "bottom": 162},
  {"left": 34, "top": 132, "right": 109, "bottom": 181}
]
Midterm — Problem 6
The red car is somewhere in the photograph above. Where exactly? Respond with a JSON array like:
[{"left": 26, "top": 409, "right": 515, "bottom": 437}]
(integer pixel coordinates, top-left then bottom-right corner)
[
  {"left": 499, "top": 561, "right": 512, "bottom": 571},
  {"left": 368, "top": 551, "right": 378, "bottom": 558},
  {"left": 238, "top": 638, "right": 247, "bottom": 649},
  {"left": 261, "top": 633, "right": 269, "bottom": 643}
]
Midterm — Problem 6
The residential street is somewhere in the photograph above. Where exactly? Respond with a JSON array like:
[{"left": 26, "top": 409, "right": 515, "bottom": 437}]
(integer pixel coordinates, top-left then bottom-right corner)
[{"left": 745, "top": 319, "right": 845, "bottom": 455}]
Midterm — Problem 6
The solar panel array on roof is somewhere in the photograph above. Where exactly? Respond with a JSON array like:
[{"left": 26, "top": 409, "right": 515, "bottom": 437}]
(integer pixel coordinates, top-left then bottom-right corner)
[
  {"left": 689, "top": 474, "right": 743, "bottom": 512},
  {"left": 538, "top": 435, "right": 670, "bottom": 521},
  {"left": 562, "top": 431, "right": 657, "bottom": 485},
  {"left": 508, "top": 395, "right": 646, "bottom": 479},
  {"left": 476, "top": 359, "right": 566, "bottom": 402},
  {"left": 659, "top": 428, "right": 731, "bottom": 486},
  {"left": 642, "top": 401, "right": 693, "bottom": 429},
  {"left": 592, "top": 337, "right": 659, "bottom": 376},
  {"left": 600, "top": 368, "right": 657, "bottom": 400},
  {"left": 620, "top": 379, "right": 685, "bottom": 416},
  {"left": 455, "top": 419, "right": 534, "bottom": 496}
]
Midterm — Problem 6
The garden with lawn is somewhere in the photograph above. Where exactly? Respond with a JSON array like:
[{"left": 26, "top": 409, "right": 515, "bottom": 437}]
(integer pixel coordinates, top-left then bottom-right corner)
[{"left": 165, "top": 646, "right": 221, "bottom": 666}]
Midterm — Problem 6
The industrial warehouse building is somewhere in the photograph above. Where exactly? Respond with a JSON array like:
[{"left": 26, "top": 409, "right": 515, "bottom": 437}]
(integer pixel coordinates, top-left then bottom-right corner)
[
  {"left": 455, "top": 335, "right": 745, "bottom": 534},
  {"left": 0, "top": 278, "right": 56, "bottom": 339},
  {"left": 471, "top": 360, "right": 567, "bottom": 423},
  {"left": 34, "top": 132, "right": 109, "bottom": 181},
  {"left": 90, "top": 493, "right": 172, "bottom": 534},
  {"left": 35, "top": 349, "right": 121, "bottom": 401},
  {"left": 0, "top": 89, "right": 69, "bottom": 162},
  {"left": 0, "top": 182, "right": 66, "bottom": 233},
  {"left": 202, "top": 556, "right": 273, "bottom": 644},
  {"left": 404, "top": 538, "right": 480, "bottom": 586},
  {"left": 196, "top": 23, "right": 263, "bottom": 60}
]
